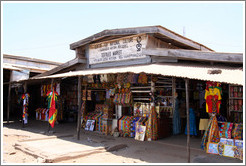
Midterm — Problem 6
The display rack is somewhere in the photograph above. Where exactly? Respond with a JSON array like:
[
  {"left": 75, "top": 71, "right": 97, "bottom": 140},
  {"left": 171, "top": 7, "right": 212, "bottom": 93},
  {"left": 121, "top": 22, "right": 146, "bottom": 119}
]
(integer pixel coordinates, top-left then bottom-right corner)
[
  {"left": 155, "top": 76, "right": 175, "bottom": 117},
  {"left": 228, "top": 85, "right": 243, "bottom": 123}
]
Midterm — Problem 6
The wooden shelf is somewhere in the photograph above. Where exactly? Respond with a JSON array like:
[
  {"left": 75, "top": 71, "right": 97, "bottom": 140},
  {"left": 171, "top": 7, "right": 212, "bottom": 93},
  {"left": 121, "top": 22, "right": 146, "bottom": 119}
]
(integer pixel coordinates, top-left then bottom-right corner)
[
  {"left": 157, "top": 95, "right": 173, "bottom": 98},
  {"left": 230, "top": 110, "right": 243, "bottom": 113},
  {"left": 229, "top": 97, "right": 243, "bottom": 99},
  {"left": 132, "top": 90, "right": 151, "bottom": 93}
]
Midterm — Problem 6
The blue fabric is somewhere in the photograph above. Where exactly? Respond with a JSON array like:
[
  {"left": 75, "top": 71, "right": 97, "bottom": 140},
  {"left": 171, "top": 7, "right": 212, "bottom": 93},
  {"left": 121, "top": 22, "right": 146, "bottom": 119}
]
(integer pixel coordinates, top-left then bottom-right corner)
[
  {"left": 173, "top": 99, "right": 181, "bottom": 135},
  {"left": 185, "top": 108, "right": 197, "bottom": 136}
]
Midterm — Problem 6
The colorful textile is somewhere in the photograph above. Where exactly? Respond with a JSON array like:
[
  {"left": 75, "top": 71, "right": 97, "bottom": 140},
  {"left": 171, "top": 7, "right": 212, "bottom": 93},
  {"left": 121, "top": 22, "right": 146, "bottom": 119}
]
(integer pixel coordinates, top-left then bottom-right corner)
[
  {"left": 22, "top": 93, "right": 30, "bottom": 124},
  {"left": 201, "top": 116, "right": 220, "bottom": 150},
  {"left": 46, "top": 88, "right": 58, "bottom": 128},
  {"left": 232, "top": 123, "right": 243, "bottom": 140},
  {"left": 127, "top": 73, "right": 134, "bottom": 83},
  {"left": 138, "top": 73, "right": 148, "bottom": 84},
  {"left": 185, "top": 108, "right": 197, "bottom": 136},
  {"left": 205, "top": 87, "right": 222, "bottom": 113},
  {"left": 117, "top": 74, "right": 124, "bottom": 84},
  {"left": 146, "top": 106, "right": 158, "bottom": 140},
  {"left": 219, "top": 122, "right": 233, "bottom": 139}
]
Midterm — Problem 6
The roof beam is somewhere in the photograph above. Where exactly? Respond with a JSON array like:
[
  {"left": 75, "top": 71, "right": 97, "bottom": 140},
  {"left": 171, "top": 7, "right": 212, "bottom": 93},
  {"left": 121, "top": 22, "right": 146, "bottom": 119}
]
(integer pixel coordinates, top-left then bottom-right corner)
[
  {"left": 69, "top": 26, "right": 213, "bottom": 51},
  {"left": 34, "top": 58, "right": 87, "bottom": 77},
  {"left": 143, "top": 48, "right": 243, "bottom": 64}
]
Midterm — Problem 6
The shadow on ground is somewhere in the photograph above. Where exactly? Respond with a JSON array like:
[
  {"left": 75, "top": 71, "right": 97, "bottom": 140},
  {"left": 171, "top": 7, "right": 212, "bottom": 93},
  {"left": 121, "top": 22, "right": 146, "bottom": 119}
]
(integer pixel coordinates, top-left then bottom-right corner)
[{"left": 3, "top": 120, "right": 243, "bottom": 163}]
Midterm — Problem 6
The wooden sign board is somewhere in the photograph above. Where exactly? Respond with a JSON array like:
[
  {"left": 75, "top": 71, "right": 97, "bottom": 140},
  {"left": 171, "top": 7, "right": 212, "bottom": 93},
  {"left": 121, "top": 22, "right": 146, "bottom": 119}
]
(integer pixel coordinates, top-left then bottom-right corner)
[{"left": 89, "top": 34, "right": 147, "bottom": 64}]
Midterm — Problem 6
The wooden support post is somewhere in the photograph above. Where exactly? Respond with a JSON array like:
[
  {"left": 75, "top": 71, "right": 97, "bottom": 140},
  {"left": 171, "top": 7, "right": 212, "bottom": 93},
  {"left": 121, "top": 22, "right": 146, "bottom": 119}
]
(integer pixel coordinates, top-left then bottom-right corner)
[
  {"left": 185, "top": 78, "right": 190, "bottom": 163},
  {"left": 7, "top": 81, "right": 12, "bottom": 124},
  {"left": 172, "top": 77, "right": 176, "bottom": 117},
  {"left": 77, "top": 76, "right": 82, "bottom": 140}
]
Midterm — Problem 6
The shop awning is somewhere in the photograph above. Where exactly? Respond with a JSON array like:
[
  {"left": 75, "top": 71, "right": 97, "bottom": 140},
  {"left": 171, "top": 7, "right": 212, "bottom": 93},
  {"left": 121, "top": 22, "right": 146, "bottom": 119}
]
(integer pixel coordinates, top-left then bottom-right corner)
[{"left": 24, "top": 63, "right": 243, "bottom": 85}]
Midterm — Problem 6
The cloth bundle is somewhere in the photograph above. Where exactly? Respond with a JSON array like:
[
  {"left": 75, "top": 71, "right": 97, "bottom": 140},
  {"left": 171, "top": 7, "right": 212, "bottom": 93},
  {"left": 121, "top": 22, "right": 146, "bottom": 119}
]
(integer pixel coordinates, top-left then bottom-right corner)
[
  {"left": 232, "top": 123, "right": 243, "bottom": 140},
  {"left": 219, "top": 122, "right": 233, "bottom": 139}
]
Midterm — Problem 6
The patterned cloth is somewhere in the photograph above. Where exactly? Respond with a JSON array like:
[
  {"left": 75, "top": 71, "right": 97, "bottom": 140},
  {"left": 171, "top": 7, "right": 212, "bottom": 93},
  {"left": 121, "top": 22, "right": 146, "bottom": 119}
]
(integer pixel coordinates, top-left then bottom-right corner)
[
  {"left": 201, "top": 116, "right": 220, "bottom": 150},
  {"left": 22, "top": 93, "right": 30, "bottom": 124},
  {"left": 185, "top": 108, "right": 197, "bottom": 136},
  {"left": 146, "top": 106, "right": 158, "bottom": 140},
  {"left": 232, "top": 123, "right": 243, "bottom": 140},
  {"left": 117, "top": 74, "right": 124, "bottom": 84},
  {"left": 46, "top": 88, "right": 58, "bottom": 128},
  {"left": 219, "top": 122, "right": 233, "bottom": 139},
  {"left": 205, "top": 88, "right": 221, "bottom": 114},
  {"left": 138, "top": 73, "right": 148, "bottom": 84},
  {"left": 127, "top": 73, "right": 134, "bottom": 83}
]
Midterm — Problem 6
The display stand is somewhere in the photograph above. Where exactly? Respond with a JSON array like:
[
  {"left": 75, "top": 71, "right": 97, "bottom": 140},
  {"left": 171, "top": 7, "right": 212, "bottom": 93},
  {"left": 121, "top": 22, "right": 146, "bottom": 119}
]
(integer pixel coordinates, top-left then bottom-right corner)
[{"left": 228, "top": 85, "right": 243, "bottom": 123}]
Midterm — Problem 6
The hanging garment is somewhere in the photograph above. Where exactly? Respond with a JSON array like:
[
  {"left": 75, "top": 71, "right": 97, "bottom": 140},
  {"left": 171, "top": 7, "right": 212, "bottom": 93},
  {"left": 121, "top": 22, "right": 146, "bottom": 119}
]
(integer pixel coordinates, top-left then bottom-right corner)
[
  {"left": 87, "top": 90, "right": 92, "bottom": 100},
  {"left": 173, "top": 98, "right": 181, "bottom": 135},
  {"left": 138, "top": 73, "right": 148, "bottom": 84},
  {"left": 56, "top": 83, "right": 60, "bottom": 95},
  {"left": 117, "top": 74, "right": 124, "bottom": 84},
  {"left": 82, "top": 90, "right": 87, "bottom": 101},
  {"left": 127, "top": 73, "right": 134, "bottom": 83},
  {"left": 205, "top": 87, "right": 222, "bottom": 114},
  {"left": 22, "top": 93, "right": 30, "bottom": 124},
  {"left": 146, "top": 106, "right": 158, "bottom": 140},
  {"left": 185, "top": 108, "right": 197, "bottom": 136},
  {"left": 46, "top": 88, "right": 58, "bottom": 128}
]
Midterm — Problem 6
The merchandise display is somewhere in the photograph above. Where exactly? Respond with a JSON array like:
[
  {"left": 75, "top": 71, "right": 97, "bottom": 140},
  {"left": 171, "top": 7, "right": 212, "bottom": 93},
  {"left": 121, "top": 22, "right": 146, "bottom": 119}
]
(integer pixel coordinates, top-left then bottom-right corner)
[
  {"left": 229, "top": 85, "right": 243, "bottom": 123},
  {"left": 146, "top": 106, "right": 158, "bottom": 141},
  {"left": 21, "top": 93, "right": 30, "bottom": 124},
  {"left": 201, "top": 115, "right": 220, "bottom": 150},
  {"left": 205, "top": 82, "right": 222, "bottom": 114},
  {"left": 206, "top": 142, "right": 219, "bottom": 154},
  {"left": 46, "top": 88, "right": 58, "bottom": 128},
  {"left": 35, "top": 108, "right": 49, "bottom": 121},
  {"left": 36, "top": 73, "right": 243, "bottom": 160},
  {"left": 219, "top": 122, "right": 233, "bottom": 139}
]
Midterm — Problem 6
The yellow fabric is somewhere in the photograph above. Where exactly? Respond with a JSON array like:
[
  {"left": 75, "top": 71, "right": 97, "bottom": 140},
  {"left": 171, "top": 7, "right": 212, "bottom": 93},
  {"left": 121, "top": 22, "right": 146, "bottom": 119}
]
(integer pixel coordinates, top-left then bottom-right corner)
[
  {"left": 204, "top": 88, "right": 221, "bottom": 100},
  {"left": 205, "top": 88, "right": 222, "bottom": 113}
]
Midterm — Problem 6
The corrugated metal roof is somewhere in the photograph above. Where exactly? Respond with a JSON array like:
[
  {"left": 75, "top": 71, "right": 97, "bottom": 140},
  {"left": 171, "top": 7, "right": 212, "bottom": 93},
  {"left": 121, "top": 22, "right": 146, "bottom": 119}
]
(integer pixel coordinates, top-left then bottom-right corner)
[
  {"left": 3, "top": 63, "right": 23, "bottom": 71},
  {"left": 3, "top": 63, "right": 51, "bottom": 72},
  {"left": 27, "top": 63, "right": 243, "bottom": 85}
]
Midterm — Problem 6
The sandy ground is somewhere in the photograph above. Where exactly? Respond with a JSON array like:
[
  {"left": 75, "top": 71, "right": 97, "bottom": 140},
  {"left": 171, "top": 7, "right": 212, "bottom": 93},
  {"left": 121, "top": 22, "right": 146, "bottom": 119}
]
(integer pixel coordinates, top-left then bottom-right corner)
[
  {"left": 3, "top": 133, "right": 145, "bottom": 164},
  {"left": 2, "top": 122, "right": 145, "bottom": 164},
  {"left": 2, "top": 120, "right": 243, "bottom": 164}
]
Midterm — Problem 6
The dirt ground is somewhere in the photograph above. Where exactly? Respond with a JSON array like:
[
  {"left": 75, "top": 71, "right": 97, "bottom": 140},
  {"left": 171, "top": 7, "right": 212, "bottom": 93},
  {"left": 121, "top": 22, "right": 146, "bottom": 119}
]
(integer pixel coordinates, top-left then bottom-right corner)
[
  {"left": 2, "top": 121, "right": 146, "bottom": 164},
  {"left": 1, "top": 120, "right": 243, "bottom": 164},
  {"left": 2, "top": 132, "right": 144, "bottom": 164}
]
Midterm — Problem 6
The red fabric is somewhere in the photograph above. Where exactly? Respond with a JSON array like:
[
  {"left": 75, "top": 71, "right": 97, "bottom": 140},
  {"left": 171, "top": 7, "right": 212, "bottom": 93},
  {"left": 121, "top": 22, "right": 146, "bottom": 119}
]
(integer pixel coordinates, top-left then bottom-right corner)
[
  {"left": 206, "top": 95, "right": 221, "bottom": 114},
  {"left": 48, "top": 91, "right": 56, "bottom": 128}
]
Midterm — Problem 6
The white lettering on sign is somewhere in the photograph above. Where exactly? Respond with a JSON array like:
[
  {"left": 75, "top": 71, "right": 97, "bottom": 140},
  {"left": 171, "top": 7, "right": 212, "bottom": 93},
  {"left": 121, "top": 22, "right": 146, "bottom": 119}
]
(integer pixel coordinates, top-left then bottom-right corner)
[{"left": 89, "top": 34, "right": 147, "bottom": 64}]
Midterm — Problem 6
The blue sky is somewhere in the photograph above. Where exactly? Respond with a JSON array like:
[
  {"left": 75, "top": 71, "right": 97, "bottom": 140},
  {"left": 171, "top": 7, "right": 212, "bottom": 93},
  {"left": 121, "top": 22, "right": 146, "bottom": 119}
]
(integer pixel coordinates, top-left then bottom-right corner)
[{"left": 2, "top": 1, "right": 244, "bottom": 63}]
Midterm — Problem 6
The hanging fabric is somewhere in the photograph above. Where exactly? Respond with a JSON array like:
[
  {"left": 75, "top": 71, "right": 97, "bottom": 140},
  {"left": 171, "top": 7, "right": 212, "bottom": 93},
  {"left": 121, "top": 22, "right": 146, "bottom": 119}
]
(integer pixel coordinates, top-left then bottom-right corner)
[
  {"left": 201, "top": 115, "right": 220, "bottom": 150},
  {"left": 138, "top": 73, "right": 148, "bottom": 84},
  {"left": 146, "top": 106, "right": 158, "bottom": 141},
  {"left": 46, "top": 88, "right": 58, "bottom": 128},
  {"left": 22, "top": 93, "right": 30, "bottom": 124},
  {"left": 173, "top": 96, "right": 181, "bottom": 135},
  {"left": 205, "top": 81, "right": 222, "bottom": 114}
]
